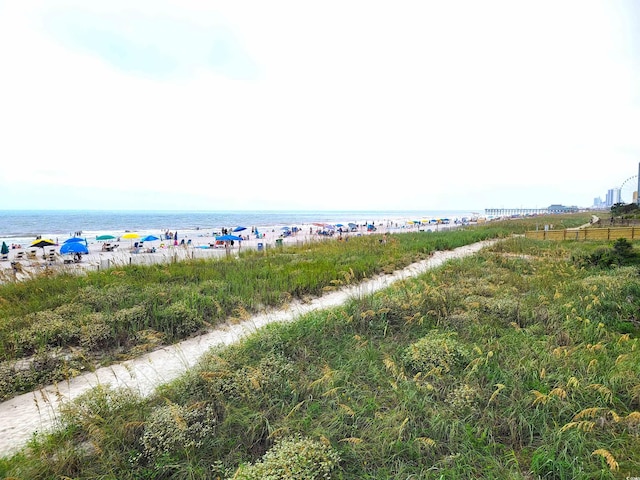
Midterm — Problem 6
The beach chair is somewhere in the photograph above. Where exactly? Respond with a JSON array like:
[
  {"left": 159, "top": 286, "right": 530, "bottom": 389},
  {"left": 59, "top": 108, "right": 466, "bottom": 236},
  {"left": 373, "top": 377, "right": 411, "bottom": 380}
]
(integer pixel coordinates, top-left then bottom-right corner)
[
  {"left": 0, "top": 253, "right": 8, "bottom": 261},
  {"left": 15, "top": 251, "right": 25, "bottom": 260},
  {"left": 27, "top": 250, "right": 37, "bottom": 260}
]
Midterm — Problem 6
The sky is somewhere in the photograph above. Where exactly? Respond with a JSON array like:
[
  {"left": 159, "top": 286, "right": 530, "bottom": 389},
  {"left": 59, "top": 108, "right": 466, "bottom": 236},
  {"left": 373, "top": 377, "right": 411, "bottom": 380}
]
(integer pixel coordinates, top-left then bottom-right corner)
[{"left": 1, "top": 1, "right": 640, "bottom": 211}]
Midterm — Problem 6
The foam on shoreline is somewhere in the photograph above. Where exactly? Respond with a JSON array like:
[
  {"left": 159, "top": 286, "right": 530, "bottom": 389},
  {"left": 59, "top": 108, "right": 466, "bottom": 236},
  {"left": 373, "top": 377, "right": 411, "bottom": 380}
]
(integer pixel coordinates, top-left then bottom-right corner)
[{"left": 0, "top": 218, "right": 465, "bottom": 278}]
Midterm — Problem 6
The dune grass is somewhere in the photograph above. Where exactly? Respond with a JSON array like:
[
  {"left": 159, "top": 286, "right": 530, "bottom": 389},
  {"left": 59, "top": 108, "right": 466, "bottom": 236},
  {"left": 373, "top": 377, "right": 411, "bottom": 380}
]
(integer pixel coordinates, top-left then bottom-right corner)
[
  {"left": 0, "top": 216, "right": 573, "bottom": 401},
  {"left": 7, "top": 213, "right": 638, "bottom": 479}
]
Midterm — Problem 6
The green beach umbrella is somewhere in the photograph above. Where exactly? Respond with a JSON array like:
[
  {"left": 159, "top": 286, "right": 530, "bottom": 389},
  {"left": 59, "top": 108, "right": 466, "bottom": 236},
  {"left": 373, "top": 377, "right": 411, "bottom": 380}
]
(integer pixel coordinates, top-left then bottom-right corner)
[
  {"left": 1, "top": 241, "right": 8, "bottom": 255},
  {"left": 96, "top": 234, "right": 116, "bottom": 241}
]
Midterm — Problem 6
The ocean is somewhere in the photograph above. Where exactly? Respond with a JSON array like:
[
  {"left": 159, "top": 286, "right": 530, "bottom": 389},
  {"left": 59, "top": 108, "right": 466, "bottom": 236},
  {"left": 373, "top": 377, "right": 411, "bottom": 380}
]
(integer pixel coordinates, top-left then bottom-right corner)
[{"left": 1, "top": 209, "right": 478, "bottom": 245}]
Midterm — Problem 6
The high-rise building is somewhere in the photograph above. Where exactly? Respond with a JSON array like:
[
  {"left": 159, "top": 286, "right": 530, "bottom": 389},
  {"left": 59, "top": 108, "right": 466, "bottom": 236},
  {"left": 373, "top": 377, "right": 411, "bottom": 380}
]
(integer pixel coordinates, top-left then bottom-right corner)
[
  {"left": 606, "top": 188, "right": 621, "bottom": 207},
  {"left": 637, "top": 162, "right": 640, "bottom": 205}
]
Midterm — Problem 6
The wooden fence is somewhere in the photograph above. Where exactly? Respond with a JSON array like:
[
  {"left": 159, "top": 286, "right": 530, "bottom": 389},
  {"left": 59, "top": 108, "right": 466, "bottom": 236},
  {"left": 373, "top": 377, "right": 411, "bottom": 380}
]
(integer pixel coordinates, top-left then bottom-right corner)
[{"left": 525, "top": 227, "right": 640, "bottom": 241}]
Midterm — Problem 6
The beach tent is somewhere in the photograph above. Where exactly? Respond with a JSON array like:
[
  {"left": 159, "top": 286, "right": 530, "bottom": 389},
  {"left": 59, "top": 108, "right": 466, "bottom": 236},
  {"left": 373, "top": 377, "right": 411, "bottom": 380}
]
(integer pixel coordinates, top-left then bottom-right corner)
[{"left": 1, "top": 242, "right": 8, "bottom": 256}]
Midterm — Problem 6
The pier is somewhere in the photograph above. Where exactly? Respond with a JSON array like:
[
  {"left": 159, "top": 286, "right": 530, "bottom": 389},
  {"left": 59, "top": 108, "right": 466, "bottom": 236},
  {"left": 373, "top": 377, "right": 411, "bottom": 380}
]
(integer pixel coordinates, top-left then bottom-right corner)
[
  {"left": 484, "top": 208, "right": 549, "bottom": 216},
  {"left": 485, "top": 205, "right": 579, "bottom": 217}
]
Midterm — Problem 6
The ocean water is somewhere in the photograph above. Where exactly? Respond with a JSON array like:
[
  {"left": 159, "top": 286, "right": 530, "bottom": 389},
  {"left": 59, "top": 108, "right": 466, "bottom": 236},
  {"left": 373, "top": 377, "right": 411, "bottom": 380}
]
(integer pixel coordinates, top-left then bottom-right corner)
[{"left": 1, "top": 210, "right": 477, "bottom": 245}]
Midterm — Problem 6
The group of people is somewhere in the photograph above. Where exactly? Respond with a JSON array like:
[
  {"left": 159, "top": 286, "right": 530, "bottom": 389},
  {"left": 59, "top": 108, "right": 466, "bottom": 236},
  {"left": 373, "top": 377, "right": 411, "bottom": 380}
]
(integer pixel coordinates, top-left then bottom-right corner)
[{"left": 163, "top": 230, "right": 179, "bottom": 240}]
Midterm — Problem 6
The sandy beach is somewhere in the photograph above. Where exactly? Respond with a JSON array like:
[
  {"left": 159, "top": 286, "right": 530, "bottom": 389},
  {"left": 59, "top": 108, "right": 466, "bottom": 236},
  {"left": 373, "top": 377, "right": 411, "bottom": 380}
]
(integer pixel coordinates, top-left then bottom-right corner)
[{"left": 0, "top": 218, "right": 461, "bottom": 280}]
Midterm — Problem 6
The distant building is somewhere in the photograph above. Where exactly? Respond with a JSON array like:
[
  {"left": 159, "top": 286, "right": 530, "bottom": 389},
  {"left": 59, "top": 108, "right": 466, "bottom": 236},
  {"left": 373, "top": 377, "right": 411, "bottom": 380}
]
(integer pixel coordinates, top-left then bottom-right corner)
[
  {"left": 547, "top": 204, "right": 579, "bottom": 214},
  {"left": 592, "top": 197, "right": 604, "bottom": 209},
  {"left": 606, "top": 188, "right": 621, "bottom": 207}
]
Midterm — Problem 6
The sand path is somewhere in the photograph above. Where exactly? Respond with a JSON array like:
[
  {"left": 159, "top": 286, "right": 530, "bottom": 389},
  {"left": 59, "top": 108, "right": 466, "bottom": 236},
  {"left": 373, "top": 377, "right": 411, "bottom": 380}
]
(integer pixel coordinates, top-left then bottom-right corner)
[{"left": 0, "top": 239, "right": 495, "bottom": 457}]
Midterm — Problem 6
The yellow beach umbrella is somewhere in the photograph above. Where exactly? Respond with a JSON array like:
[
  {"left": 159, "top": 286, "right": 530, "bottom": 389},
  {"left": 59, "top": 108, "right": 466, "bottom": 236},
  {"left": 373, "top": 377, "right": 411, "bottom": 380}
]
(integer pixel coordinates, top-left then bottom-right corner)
[
  {"left": 30, "top": 238, "right": 56, "bottom": 248},
  {"left": 30, "top": 238, "right": 56, "bottom": 258},
  {"left": 121, "top": 232, "right": 140, "bottom": 248}
]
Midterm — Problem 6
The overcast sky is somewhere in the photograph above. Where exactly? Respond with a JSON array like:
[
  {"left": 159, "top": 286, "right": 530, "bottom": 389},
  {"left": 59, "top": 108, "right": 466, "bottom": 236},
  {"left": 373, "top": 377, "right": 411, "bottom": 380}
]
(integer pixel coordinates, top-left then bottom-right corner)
[{"left": 1, "top": 1, "right": 639, "bottom": 211}]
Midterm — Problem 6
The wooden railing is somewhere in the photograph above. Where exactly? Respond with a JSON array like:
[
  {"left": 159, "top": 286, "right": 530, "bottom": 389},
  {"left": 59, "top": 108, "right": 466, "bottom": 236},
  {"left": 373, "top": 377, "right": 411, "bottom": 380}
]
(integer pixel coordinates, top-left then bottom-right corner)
[{"left": 525, "top": 227, "right": 640, "bottom": 241}]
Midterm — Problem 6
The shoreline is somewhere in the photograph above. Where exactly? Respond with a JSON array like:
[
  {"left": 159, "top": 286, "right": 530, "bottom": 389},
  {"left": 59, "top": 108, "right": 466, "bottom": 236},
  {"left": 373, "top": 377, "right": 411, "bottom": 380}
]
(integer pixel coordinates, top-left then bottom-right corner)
[
  {"left": 1, "top": 218, "right": 466, "bottom": 279},
  {"left": 0, "top": 210, "right": 479, "bottom": 242}
]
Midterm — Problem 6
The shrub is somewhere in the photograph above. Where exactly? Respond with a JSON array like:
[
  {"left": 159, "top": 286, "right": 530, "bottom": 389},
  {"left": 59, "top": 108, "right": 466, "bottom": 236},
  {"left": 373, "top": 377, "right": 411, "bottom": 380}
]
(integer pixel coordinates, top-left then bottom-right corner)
[
  {"left": 112, "top": 305, "right": 148, "bottom": 330},
  {"left": 204, "top": 353, "right": 295, "bottom": 408},
  {"left": 140, "top": 401, "right": 218, "bottom": 459},
  {"left": 230, "top": 435, "right": 340, "bottom": 480},
  {"left": 446, "top": 383, "right": 480, "bottom": 415},
  {"left": 79, "top": 313, "right": 114, "bottom": 352},
  {"left": 572, "top": 238, "right": 640, "bottom": 268},
  {"left": 402, "top": 330, "right": 469, "bottom": 375},
  {"left": 60, "top": 384, "right": 141, "bottom": 426},
  {"left": 157, "top": 301, "right": 203, "bottom": 338},
  {"left": 76, "top": 284, "right": 134, "bottom": 311},
  {"left": 19, "top": 310, "right": 81, "bottom": 353}
]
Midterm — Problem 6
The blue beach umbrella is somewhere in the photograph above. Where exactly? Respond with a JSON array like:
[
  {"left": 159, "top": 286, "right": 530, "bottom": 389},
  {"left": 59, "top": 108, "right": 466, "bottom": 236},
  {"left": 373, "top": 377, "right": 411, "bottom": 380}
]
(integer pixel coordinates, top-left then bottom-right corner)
[
  {"left": 140, "top": 235, "right": 160, "bottom": 242},
  {"left": 232, "top": 226, "right": 247, "bottom": 232},
  {"left": 215, "top": 234, "right": 243, "bottom": 242},
  {"left": 60, "top": 242, "right": 89, "bottom": 255},
  {"left": 63, "top": 237, "right": 87, "bottom": 246}
]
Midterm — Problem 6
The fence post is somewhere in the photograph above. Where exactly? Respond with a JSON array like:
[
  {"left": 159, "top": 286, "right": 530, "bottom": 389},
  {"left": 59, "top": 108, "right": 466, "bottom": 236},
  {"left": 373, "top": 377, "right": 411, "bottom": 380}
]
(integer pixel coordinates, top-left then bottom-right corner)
[{"left": 607, "top": 228, "right": 610, "bottom": 240}]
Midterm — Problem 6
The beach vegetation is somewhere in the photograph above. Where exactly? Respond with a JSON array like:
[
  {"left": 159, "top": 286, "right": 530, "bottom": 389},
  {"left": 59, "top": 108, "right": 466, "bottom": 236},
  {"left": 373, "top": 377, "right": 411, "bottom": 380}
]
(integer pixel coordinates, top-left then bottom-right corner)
[
  {"left": 0, "top": 216, "right": 580, "bottom": 400},
  {"left": 6, "top": 213, "right": 640, "bottom": 478}
]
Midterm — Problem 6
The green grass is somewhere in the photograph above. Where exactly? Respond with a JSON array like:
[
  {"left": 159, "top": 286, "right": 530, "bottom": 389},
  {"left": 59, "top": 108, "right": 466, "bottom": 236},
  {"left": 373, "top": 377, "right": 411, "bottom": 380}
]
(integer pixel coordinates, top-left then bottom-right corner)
[
  {"left": 8, "top": 212, "right": 639, "bottom": 479},
  {"left": 0, "top": 215, "right": 571, "bottom": 400}
]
